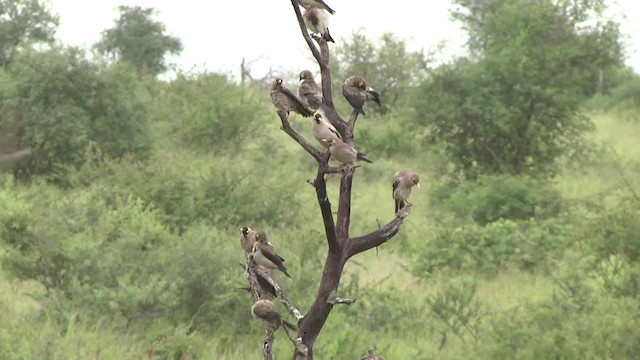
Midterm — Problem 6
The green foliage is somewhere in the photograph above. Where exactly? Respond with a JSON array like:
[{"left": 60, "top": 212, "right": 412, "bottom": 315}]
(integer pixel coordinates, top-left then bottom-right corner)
[
  {"left": 0, "top": 47, "right": 152, "bottom": 182},
  {"left": 434, "top": 175, "right": 561, "bottom": 225},
  {"left": 583, "top": 198, "right": 640, "bottom": 264},
  {"left": 95, "top": 6, "right": 183, "bottom": 75},
  {"left": 412, "top": 217, "right": 571, "bottom": 277},
  {"left": 414, "top": 0, "right": 622, "bottom": 178},
  {"left": 157, "top": 72, "right": 270, "bottom": 154},
  {"left": 333, "top": 30, "right": 428, "bottom": 114},
  {"left": 0, "top": 0, "right": 58, "bottom": 66}
]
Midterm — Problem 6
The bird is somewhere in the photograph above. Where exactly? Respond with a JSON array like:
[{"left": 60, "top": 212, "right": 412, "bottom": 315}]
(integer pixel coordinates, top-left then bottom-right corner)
[
  {"left": 392, "top": 170, "right": 420, "bottom": 213},
  {"left": 323, "top": 138, "right": 373, "bottom": 165},
  {"left": 252, "top": 230, "right": 292, "bottom": 278},
  {"left": 251, "top": 299, "right": 297, "bottom": 340},
  {"left": 298, "top": 0, "right": 335, "bottom": 14},
  {"left": 312, "top": 113, "right": 341, "bottom": 148},
  {"left": 297, "top": 70, "right": 323, "bottom": 110},
  {"left": 303, "top": 8, "right": 335, "bottom": 43},
  {"left": 270, "top": 78, "right": 314, "bottom": 117},
  {"left": 342, "top": 76, "right": 381, "bottom": 116},
  {"left": 250, "top": 262, "right": 278, "bottom": 299},
  {"left": 240, "top": 226, "right": 258, "bottom": 255}
]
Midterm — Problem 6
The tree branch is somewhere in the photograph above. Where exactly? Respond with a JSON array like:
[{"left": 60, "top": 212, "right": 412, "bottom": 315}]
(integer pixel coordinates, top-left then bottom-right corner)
[
  {"left": 291, "top": 0, "right": 321, "bottom": 64},
  {"left": 344, "top": 205, "right": 411, "bottom": 259},
  {"left": 335, "top": 169, "right": 354, "bottom": 241},
  {"left": 346, "top": 110, "right": 360, "bottom": 143},
  {"left": 313, "top": 164, "right": 339, "bottom": 252},
  {"left": 278, "top": 110, "right": 324, "bottom": 161},
  {"left": 326, "top": 289, "right": 356, "bottom": 305}
]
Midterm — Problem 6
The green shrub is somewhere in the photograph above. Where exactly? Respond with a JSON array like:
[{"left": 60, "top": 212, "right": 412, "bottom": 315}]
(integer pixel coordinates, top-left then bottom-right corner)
[
  {"left": 435, "top": 175, "right": 561, "bottom": 225},
  {"left": 412, "top": 217, "right": 571, "bottom": 277}
]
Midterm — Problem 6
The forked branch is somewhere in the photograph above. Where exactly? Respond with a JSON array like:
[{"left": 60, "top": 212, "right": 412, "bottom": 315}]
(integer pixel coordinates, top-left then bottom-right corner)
[{"left": 344, "top": 205, "right": 412, "bottom": 259}]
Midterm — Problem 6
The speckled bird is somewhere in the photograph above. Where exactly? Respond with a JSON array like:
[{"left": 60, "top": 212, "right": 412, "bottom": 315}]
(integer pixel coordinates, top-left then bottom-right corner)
[{"left": 270, "top": 78, "right": 314, "bottom": 117}]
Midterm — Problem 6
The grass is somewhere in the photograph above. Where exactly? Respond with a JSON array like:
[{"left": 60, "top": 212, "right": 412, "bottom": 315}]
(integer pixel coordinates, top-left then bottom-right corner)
[{"left": 1, "top": 107, "right": 639, "bottom": 359}]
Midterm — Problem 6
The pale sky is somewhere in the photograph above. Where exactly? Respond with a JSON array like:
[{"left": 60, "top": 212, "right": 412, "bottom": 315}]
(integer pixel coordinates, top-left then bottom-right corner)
[{"left": 50, "top": 0, "right": 640, "bottom": 79}]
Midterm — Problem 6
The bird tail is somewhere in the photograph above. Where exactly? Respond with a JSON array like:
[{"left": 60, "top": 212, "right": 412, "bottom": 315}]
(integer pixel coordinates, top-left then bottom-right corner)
[
  {"left": 324, "top": 28, "right": 335, "bottom": 43},
  {"left": 282, "top": 319, "right": 297, "bottom": 331},
  {"left": 280, "top": 266, "right": 292, "bottom": 279},
  {"left": 368, "top": 89, "right": 382, "bottom": 106},
  {"left": 255, "top": 271, "right": 278, "bottom": 298},
  {"left": 357, "top": 152, "right": 373, "bottom": 163}
]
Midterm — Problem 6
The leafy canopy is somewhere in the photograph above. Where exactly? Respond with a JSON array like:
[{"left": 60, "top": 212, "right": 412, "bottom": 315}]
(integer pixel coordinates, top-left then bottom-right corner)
[
  {"left": 413, "top": 0, "right": 623, "bottom": 178},
  {"left": 95, "top": 6, "right": 183, "bottom": 75},
  {"left": 0, "top": 0, "right": 58, "bottom": 66}
]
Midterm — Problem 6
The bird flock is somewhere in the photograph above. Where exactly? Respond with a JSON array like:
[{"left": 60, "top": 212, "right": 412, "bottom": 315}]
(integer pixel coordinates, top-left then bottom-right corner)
[{"left": 248, "top": 0, "right": 421, "bottom": 341}]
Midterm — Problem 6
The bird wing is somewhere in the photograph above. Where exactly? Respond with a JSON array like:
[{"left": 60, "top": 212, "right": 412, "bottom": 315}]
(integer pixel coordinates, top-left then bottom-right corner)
[
  {"left": 281, "top": 86, "right": 314, "bottom": 117},
  {"left": 299, "top": 82, "right": 323, "bottom": 109},
  {"left": 255, "top": 271, "right": 277, "bottom": 298},
  {"left": 316, "top": 0, "right": 335, "bottom": 14},
  {"left": 342, "top": 85, "right": 365, "bottom": 115},
  {"left": 367, "top": 87, "right": 382, "bottom": 106},
  {"left": 261, "top": 244, "right": 286, "bottom": 265}
]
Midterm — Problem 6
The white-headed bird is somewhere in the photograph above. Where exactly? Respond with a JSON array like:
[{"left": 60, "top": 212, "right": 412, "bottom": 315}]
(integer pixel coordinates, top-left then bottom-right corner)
[{"left": 311, "top": 113, "right": 341, "bottom": 148}]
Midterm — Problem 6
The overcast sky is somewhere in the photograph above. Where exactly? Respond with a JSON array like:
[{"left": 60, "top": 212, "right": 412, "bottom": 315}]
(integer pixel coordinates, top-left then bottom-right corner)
[{"left": 50, "top": 0, "right": 640, "bottom": 79}]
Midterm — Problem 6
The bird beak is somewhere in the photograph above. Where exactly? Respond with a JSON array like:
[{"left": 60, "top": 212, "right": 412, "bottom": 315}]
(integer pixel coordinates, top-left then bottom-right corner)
[{"left": 417, "top": 183, "right": 421, "bottom": 189}]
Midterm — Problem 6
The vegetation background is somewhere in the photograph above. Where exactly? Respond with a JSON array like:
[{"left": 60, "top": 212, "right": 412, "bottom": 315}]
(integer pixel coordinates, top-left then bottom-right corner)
[{"left": 1, "top": 0, "right": 639, "bottom": 359}]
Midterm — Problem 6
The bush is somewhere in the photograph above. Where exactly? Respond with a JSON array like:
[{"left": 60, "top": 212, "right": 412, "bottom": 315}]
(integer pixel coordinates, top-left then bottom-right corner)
[
  {"left": 412, "top": 217, "right": 571, "bottom": 277},
  {"left": 434, "top": 174, "right": 561, "bottom": 225},
  {"left": 0, "top": 47, "right": 151, "bottom": 182}
]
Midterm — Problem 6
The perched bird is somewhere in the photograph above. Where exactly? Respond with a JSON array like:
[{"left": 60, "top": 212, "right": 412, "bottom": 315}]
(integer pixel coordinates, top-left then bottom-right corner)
[
  {"left": 342, "top": 76, "right": 381, "bottom": 116},
  {"left": 323, "top": 138, "right": 373, "bottom": 165},
  {"left": 251, "top": 299, "right": 297, "bottom": 339},
  {"left": 312, "top": 113, "right": 341, "bottom": 148},
  {"left": 250, "top": 262, "right": 278, "bottom": 299},
  {"left": 270, "top": 78, "right": 314, "bottom": 117},
  {"left": 297, "top": 70, "right": 323, "bottom": 110},
  {"left": 298, "top": 0, "right": 335, "bottom": 14},
  {"left": 252, "top": 230, "right": 292, "bottom": 278},
  {"left": 392, "top": 170, "right": 420, "bottom": 213},
  {"left": 303, "top": 8, "right": 335, "bottom": 43},
  {"left": 240, "top": 226, "right": 258, "bottom": 255}
]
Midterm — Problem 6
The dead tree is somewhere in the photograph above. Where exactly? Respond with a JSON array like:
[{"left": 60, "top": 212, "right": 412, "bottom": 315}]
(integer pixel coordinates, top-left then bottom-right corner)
[{"left": 249, "top": 1, "right": 411, "bottom": 359}]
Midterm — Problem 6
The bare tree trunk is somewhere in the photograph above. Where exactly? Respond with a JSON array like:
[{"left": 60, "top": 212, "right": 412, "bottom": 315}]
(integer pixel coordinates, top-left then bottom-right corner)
[{"left": 248, "top": 2, "right": 412, "bottom": 358}]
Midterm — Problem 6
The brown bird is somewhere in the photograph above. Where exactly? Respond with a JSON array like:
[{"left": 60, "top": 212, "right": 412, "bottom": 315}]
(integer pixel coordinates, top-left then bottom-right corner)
[
  {"left": 392, "top": 170, "right": 420, "bottom": 213},
  {"left": 298, "top": 70, "right": 323, "bottom": 110},
  {"left": 252, "top": 230, "right": 292, "bottom": 278},
  {"left": 270, "top": 78, "right": 314, "bottom": 117},
  {"left": 342, "top": 76, "right": 381, "bottom": 116},
  {"left": 312, "top": 113, "right": 341, "bottom": 148},
  {"left": 298, "top": 0, "right": 335, "bottom": 14},
  {"left": 251, "top": 299, "right": 297, "bottom": 340},
  {"left": 303, "top": 8, "right": 335, "bottom": 43},
  {"left": 323, "top": 138, "right": 372, "bottom": 165},
  {"left": 250, "top": 262, "right": 278, "bottom": 299},
  {"left": 240, "top": 226, "right": 258, "bottom": 255}
]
